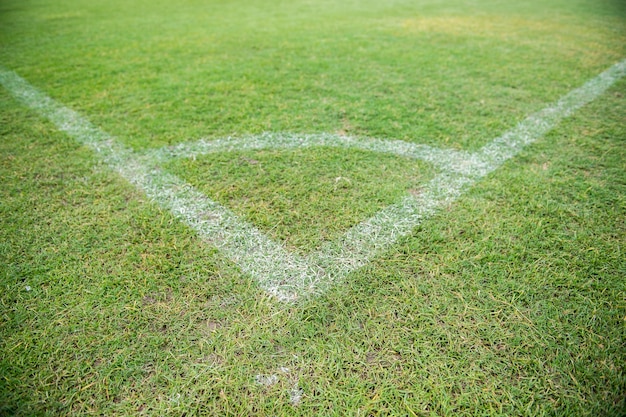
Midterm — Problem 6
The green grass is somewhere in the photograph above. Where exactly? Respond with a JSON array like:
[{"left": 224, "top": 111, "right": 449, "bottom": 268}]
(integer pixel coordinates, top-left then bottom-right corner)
[
  {"left": 1, "top": 0, "right": 626, "bottom": 415},
  {"left": 165, "top": 148, "right": 434, "bottom": 251}
]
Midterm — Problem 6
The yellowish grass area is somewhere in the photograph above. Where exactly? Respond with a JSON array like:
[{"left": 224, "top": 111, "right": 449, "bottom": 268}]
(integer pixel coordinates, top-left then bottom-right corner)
[{"left": 395, "top": 15, "right": 625, "bottom": 67}]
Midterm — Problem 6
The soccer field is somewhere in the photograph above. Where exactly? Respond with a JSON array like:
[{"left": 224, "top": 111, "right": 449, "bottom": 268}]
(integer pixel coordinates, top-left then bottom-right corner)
[{"left": 1, "top": 0, "right": 625, "bottom": 415}]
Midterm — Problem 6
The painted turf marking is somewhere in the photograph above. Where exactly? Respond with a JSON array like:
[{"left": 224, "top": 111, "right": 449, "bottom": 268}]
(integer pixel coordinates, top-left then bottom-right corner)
[
  {"left": 254, "top": 367, "right": 302, "bottom": 405},
  {"left": 141, "top": 132, "right": 479, "bottom": 175},
  {"left": 1, "top": 60, "right": 625, "bottom": 301}
]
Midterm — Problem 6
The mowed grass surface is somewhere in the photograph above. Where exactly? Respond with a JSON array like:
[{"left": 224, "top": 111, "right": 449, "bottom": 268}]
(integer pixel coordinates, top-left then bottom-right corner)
[
  {"left": 166, "top": 149, "right": 434, "bottom": 251},
  {"left": 1, "top": 0, "right": 626, "bottom": 415}
]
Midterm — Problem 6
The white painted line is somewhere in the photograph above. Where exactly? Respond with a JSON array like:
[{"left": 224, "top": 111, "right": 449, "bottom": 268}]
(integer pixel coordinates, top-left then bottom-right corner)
[
  {"left": 1, "top": 59, "right": 624, "bottom": 301},
  {"left": 309, "top": 60, "right": 626, "bottom": 284},
  {"left": 254, "top": 374, "right": 279, "bottom": 387},
  {"left": 476, "top": 62, "right": 626, "bottom": 174},
  {"left": 289, "top": 386, "right": 303, "bottom": 406},
  {"left": 254, "top": 366, "right": 302, "bottom": 405},
  {"left": 308, "top": 173, "right": 473, "bottom": 291},
  {"left": 0, "top": 67, "right": 311, "bottom": 302},
  {"left": 141, "top": 132, "right": 480, "bottom": 176}
]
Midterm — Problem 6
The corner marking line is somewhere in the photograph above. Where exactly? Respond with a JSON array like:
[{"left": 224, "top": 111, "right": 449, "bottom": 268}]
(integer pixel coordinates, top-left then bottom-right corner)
[{"left": 1, "top": 59, "right": 624, "bottom": 301}]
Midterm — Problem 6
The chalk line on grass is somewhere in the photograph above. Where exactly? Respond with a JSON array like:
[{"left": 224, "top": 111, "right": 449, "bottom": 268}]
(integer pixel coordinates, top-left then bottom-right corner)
[
  {"left": 140, "top": 132, "right": 481, "bottom": 176},
  {"left": 477, "top": 61, "right": 626, "bottom": 174},
  {"left": 254, "top": 366, "right": 302, "bottom": 405},
  {"left": 254, "top": 374, "right": 279, "bottom": 387},
  {"left": 289, "top": 387, "right": 303, "bottom": 406},
  {"left": 0, "top": 66, "right": 313, "bottom": 301},
  {"left": 309, "top": 59, "right": 626, "bottom": 286},
  {"left": 142, "top": 59, "right": 626, "bottom": 295},
  {"left": 1, "top": 59, "right": 624, "bottom": 300}
]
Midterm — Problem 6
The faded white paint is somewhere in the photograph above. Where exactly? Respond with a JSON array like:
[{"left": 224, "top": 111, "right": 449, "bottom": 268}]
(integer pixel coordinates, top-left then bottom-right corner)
[
  {"left": 254, "top": 374, "right": 279, "bottom": 387},
  {"left": 289, "top": 386, "right": 303, "bottom": 406},
  {"left": 254, "top": 366, "right": 302, "bottom": 405},
  {"left": 1, "top": 59, "right": 624, "bottom": 301}
]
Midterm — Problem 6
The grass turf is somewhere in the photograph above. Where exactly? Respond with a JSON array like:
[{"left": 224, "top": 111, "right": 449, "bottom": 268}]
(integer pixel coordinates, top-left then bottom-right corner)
[{"left": 1, "top": 0, "right": 625, "bottom": 415}]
